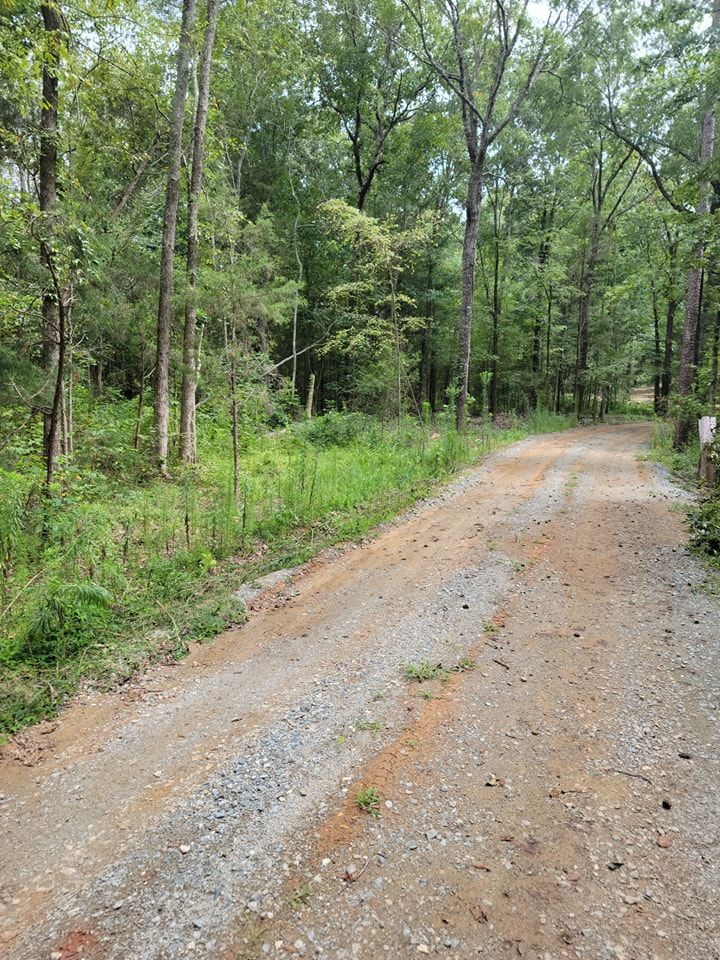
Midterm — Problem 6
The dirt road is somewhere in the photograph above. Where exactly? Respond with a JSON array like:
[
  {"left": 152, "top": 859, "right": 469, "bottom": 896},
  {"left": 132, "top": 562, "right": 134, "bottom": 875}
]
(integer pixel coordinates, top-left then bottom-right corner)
[{"left": 1, "top": 423, "right": 719, "bottom": 960}]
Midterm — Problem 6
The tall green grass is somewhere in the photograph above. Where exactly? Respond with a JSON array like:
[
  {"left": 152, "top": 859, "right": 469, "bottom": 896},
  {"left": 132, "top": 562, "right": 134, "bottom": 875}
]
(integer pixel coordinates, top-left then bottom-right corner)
[{"left": 0, "top": 404, "right": 576, "bottom": 738}]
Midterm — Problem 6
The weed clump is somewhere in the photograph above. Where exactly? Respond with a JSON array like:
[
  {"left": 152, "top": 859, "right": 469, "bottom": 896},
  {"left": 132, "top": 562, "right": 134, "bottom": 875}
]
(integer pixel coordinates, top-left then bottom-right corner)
[
  {"left": 404, "top": 660, "right": 449, "bottom": 682},
  {"left": 355, "top": 785, "right": 381, "bottom": 817}
]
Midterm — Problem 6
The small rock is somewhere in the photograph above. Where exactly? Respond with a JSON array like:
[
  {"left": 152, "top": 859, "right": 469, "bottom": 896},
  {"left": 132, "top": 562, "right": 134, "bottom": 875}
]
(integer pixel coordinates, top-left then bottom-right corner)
[{"left": 179, "top": 844, "right": 192, "bottom": 854}]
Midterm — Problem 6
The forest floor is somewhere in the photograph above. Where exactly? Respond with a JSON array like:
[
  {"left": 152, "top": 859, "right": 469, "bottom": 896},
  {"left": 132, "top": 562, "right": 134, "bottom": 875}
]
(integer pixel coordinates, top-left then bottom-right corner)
[{"left": 1, "top": 422, "right": 719, "bottom": 960}]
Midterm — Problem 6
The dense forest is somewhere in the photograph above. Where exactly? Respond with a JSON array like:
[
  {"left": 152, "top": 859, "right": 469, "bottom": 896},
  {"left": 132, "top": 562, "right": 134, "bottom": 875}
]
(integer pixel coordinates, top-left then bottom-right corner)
[{"left": 1, "top": 0, "right": 719, "bottom": 735}]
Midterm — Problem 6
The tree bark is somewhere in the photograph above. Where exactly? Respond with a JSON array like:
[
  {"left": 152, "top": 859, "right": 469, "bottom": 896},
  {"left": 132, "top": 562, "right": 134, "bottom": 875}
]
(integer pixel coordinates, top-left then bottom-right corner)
[
  {"left": 179, "top": 0, "right": 220, "bottom": 465},
  {"left": 456, "top": 160, "right": 483, "bottom": 429},
  {"left": 652, "top": 281, "right": 661, "bottom": 413},
  {"left": 154, "top": 0, "right": 198, "bottom": 474},
  {"left": 305, "top": 372, "right": 316, "bottom": 420},
  {"left": 39, "top": 1, "right": 63, "bottom": 465},
  {"left": 576, "top": 222, "right": 599, "bottom": 416},
  {"left": 530, "top": 200, "right": 554, "bottom": 410},
  {"left": 43, "top": 270, "right": 67, "bottom": 487},
  {"left": 489, "top": 198, "right": 501, "bottom": 418},
  {"left": 659, "top": 237, "right": 678, "bottom": 413}
]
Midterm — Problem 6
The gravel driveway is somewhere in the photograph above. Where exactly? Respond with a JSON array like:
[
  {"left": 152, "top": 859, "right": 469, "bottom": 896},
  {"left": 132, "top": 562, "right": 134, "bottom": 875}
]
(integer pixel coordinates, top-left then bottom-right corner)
[{"left": 1, "top": 423, "right": 718, "bottom": 960}]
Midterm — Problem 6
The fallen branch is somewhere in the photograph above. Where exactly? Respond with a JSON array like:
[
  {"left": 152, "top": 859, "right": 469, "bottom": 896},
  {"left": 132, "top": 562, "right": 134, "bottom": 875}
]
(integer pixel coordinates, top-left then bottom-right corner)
[{"left": 604, "top": 767, "right": 653, "bottom": 785}]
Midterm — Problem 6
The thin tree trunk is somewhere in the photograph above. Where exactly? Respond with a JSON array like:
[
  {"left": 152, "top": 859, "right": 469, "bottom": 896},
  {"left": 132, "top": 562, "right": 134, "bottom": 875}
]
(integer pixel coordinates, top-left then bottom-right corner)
[
  {"left": 489, "top": 209, "right": 501, "bottom": 418},
  {"left": 660, "top": 242, "right": 678, "bottom": 413},
  {"left": 305, "top": 372, "right": 316, "bottom": 420},
  {"left": 224, "top": 316, "right": 240, "bottom": 502},
  {"left": 544, "top": 284, "right": 553, "bottom": 404},
  {"left": 390, "top": 274, "right": 402, "bottom": 430},
  {"left": 531, "top": 201, "right": 554, "bottom": 410},
  {"left": 154, "top": 0, "right": 198, "bottom": 474},
  {"left": 180, "top": 0, "right": 220, "bottom": 465},
  {"left": 44, "top": 275, "right": 67, "bottom": 487},
  {"left": 39, "top": 2, "right": 63, "bottom": 464},
  {"left": 652, "top": 280, "right": 661, "bottom": 413},
  {"left": 288, "top": 153, "right": 303, "bottom": 396},
  {"left": 576, "top": 224, "right": 599, "bottom": 416},
  {"left": 457, "top": 160, "right": 484, "bottom": 429}
]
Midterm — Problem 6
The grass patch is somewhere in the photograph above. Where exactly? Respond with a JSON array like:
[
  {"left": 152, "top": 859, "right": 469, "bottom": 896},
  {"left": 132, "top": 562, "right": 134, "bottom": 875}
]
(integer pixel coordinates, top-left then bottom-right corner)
[
  {"left": 289, "top": 882, "right": 314, "bottom": 909},
  {"left": 404, "top": 660, "right": 449, "bottom": 682},
  {"left": 355, "top": 719, "right": 383, "bottom": 732},
  {"left": 0, "top": 403, "right": 578, "bottom": 740},
  {"left": 355, "top": 785, "right": 381, "bottom": 817},
  {"left": 452, "top": 656, "right": 476, "bottom": 672}
]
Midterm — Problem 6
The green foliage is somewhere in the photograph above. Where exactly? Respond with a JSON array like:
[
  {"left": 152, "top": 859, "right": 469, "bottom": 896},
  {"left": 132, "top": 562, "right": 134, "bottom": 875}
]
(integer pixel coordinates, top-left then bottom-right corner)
[
  {"left": 354, "top": 718, "right": 382, "bottom": 732},
  {"left": 13, "top": 580, "right": 112, "bottom": 664},
  {"left": 688, "top": 499, "right": 720, "bottom": 560},
  {"left": 297, "top": 411, "right": 370, "bottom": 448},
  {"left": 404, "top": 660, "right": 448, "bottom": 682},
  {"left": 452, "top": 656, "right": 476, "bottom": 673},
  {"left": 355, "top": 785, "right": 381, "bottom": 817}
]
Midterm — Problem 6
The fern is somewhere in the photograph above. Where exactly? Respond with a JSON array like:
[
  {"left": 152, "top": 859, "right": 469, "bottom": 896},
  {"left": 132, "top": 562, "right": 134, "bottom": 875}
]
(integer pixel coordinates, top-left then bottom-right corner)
[{"left": 18, "top": 580, "right": 112, "bottom": 663}]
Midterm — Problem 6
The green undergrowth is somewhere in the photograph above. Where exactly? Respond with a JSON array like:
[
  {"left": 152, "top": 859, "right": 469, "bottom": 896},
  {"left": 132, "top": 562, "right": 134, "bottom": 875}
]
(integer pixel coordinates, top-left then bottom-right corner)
[
  {"left": 0, "top": 403, "right": 579, "bottom": 739},
  {"left": 648, "top": 420, "right": 720, "bottom": 570},
  {"left": 648, "top": 420, "right": 701, "bottom": 484}
]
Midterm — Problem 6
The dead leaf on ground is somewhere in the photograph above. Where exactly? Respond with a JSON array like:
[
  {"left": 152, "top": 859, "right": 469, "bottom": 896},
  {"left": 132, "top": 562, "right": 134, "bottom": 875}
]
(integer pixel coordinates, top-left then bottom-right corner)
[{"left": 470, "top": 905, "right": 489, "bottom": 924}]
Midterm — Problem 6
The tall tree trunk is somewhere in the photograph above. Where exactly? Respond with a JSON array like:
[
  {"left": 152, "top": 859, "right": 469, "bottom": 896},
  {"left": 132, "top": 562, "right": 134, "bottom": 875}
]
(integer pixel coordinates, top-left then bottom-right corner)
[
  {"left": 675, "top": 1, "right": 720, "bottom": 447},
  {"left": 180, "top": 0, "right": 220, "bottom": 465},
  {"left": 456, "top": 159, "right": 484, "bottom": 429},
  {"left": 39, "top": 2, "right": 63, "bottom": 465},
  {"left": 544, "top": 284, "right": 554, "bottom": 404},
  {"left": 305, "top": 372, "right": 316, "bottom": 420},
  {"left": 224, "top": 316, "right": 240, "bottom": 501},
  {"left": 154, "top": 0, "right": 198, "bottom": 474},
  {"left": 660, "top": 241, "right": 678, "bottom": 413},
  {"left": 530, "top": 199, "right": 555, "bottom": 410},
  {"left": 44, "top": 273, "right": 67, "bottom": 487},
  {"left": 419, "top": 265, "right": 433, "bottom": 407},
  {"left": 576, "top": 223, "right": 599, "bottom": 416},
  {"left": 489, "top": 208, "right": 501, "bottom": 418},
  {"left": 660, "top": 295, "right": 677, "bottom": 412},
  {"left": 652, "top": 280, "right": 661, "bottom": 413}
]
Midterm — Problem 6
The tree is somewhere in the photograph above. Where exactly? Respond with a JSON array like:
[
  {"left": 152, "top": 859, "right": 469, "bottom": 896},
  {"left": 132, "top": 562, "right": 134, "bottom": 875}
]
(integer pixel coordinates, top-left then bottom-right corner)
[
  {"left": 154, "top": 0, "right": 198, "bottom": 475},
  {"left": 38, "top": 0, "right": 65, "bottom": 474},
  {"left": 179, "top": 0, "right": 222, "bottom": 465},
  {"left": 400, "top": 0, "right": 566, "bottom": 427},
  {"left": 314, "top": 0, "right": 430, "bottom": 211}
]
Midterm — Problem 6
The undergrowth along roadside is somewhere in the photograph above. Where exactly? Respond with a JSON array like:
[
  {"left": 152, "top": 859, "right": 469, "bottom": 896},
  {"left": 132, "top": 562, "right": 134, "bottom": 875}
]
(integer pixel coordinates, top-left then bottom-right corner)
[
  {"left": 648, "top": 421, "right": 720, "bottom": 568},
  {"left": 0, "top": 406, "right": 575, "bottom": 739}
]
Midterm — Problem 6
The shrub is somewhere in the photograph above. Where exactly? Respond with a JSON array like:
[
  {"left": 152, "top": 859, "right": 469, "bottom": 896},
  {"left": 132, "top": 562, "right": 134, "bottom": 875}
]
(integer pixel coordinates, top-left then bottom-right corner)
[
  {"left": 688, "top": 499, "right": 720, "bottom": 559},
  {"left": 13, "top": 580, "right": 113, "bottom": 664},
  {"left": 297, "top": 410, "right": 371, "bottom": 448}
]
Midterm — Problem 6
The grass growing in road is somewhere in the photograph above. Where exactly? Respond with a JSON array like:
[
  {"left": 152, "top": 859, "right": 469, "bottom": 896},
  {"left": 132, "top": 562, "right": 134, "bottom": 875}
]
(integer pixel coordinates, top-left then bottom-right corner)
[
  {"left": 404, "top": 661, "right": 449, "bottom": 682},
  {"left": 355, "top": 719, "right": 383, "bottom": 732},
  {"left": 355, "top": 785, "right": 381, "bottom": 817}
]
